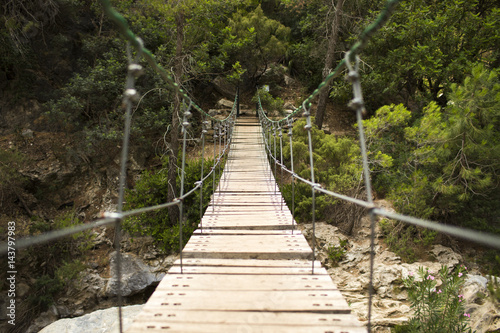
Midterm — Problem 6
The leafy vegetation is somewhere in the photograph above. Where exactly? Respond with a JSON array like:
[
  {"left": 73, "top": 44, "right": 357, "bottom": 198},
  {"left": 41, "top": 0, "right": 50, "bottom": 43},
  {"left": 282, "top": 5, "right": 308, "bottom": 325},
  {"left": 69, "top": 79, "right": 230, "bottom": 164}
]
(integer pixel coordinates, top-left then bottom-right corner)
[
  {"left": 364, "top": 65, "right": 500, "bottom": 261},
  {"left": 326, "top": 238, "right": 349, "bottom": 267},
  {"left": 124, "top": 156, "right": 216, "bottom": 253},
  {"left": 281, "top": 118, "right": 364, "bottom": 233},
  {"left": 338, "top": 0, "right": 500, "bottom": 114},
  {"left": 394, "top": 265, "right": 473, "bottom": 333},
  {"left": 253, "top": 87, "right": 285, "bottom": 116}
]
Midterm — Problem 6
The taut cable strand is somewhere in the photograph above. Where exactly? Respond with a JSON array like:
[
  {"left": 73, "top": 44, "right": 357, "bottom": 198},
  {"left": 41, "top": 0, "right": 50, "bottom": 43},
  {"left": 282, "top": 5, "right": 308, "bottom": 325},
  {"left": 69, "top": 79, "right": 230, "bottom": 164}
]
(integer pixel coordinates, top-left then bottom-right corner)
[
  {"left": 345, "top": 51, "right": 376, "bottom": 333},
  {"left": 279, "top": 125, "right": 284, "bottom": 211},
  {"left": 288, "top": 117, "right": 296, "bottom": 234},
  {"left": 212, "top": 124, "right": 217, "bottom": 213},
  {"left": 199, "top": 117, "right": 208, "bottom": 233},
  {"left": 273, "top": 124, "right": 278, "bottom": 195},
  {"left": 115, "top": 41, "right": 144, "bottom": 333},
  {"left": 178, "top": 100, "right": 193, "bottom": 274},
  {"left": 303, "top": 102, "right": 317, "bottom": 275}
]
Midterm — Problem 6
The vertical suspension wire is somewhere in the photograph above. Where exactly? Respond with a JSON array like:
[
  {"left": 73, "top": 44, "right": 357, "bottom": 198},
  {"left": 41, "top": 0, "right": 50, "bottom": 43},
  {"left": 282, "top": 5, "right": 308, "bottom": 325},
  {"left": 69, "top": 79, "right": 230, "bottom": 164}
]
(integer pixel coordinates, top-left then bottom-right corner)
[
  {"left": 223, "top": 123, "right": 227, "bottom": 182},
  {"left": 212, "top": 124, "right": 217, "bottom": 213},
  {"left": 217, "top": 124, "right": 222, "bottom": 192},
  {"left": 178, "top": 100, "right": 193, "bottom": 274},
  {"left": 268, "top": 123, "right": 273, "bottom": 184},
  {"left": 273, "top": 124, "right": 277, "bottom": 195},
  {"left": 345, "top": 51, "right": 376, "bottom": 333},
  {"left": 199, "top": 117, "right": 207, "bottom": 233},
  {"left": 303, "top": 102, "right": 316, "bottom": 275},
  {"left": 288, "top": 117, "right": 295, "bottom": 234},
  {"left": 279, "top": 125, "right": 284, "bottom": 210},
  {"left": 114, "top": 40, "right": 144, "bottom": 333}
]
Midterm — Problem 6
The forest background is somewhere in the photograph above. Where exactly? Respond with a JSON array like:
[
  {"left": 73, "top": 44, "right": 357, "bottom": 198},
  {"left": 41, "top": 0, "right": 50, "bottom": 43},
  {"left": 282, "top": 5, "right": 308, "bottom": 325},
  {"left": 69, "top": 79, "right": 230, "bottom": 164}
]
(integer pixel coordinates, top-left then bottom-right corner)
[{"left": 0, "top": 0, "right": 499, "bottom": 330}]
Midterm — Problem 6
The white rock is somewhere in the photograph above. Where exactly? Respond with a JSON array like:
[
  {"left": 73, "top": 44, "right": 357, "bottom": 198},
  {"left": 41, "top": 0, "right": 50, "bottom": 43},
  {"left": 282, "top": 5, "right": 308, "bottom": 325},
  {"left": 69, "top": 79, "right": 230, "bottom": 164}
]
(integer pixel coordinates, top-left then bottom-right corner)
[
  {"left": 216, "top": 98, "right": 234, "bottom": 109},
  {"left": 431, "top": 244, "right": 462, "bottom": 267},
  {"left": 39, "top": 305, "right": 143, "bottom": 333}
]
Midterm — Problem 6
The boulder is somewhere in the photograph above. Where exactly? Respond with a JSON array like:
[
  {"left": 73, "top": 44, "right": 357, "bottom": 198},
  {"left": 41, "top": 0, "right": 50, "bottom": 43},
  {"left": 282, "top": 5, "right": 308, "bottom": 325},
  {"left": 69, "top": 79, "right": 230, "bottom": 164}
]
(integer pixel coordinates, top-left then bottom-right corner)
[
  {"left": 38, "top": 304, "right": 143, "bottom": 333},
  {"left": 430, "top": 244, "right": 462, "bottom": 267},
  {"left": 284, "top": 74, "right": 295, "bottom": 86},
  {"left": 216, "top": 98, "right": 234, "bottom": 109},
  {"left": 463, "top": 275, "right": 500, "bottom": 332},
  {"left": 105, "top": 252, "right": 165, "bottom": 296}
]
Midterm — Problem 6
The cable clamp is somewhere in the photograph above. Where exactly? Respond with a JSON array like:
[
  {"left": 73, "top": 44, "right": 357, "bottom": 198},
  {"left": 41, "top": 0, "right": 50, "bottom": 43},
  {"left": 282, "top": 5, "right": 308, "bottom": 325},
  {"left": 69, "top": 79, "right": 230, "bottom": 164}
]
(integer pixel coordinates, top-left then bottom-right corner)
[
  {"left": 128, "top": 64, "right": 144, "bottom": 77},
  {"left": 124, "top": 89, "right": 140, "bottom": 102},
  {"left": 103, "top": 212, "right": 124, "bottom": 220}
]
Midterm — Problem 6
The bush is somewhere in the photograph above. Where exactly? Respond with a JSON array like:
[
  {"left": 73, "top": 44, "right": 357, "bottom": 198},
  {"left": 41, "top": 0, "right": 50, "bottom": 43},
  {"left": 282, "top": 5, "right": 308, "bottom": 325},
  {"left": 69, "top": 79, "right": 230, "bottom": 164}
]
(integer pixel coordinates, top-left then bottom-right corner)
[
  {"left": 253, "top": 87, "right": 285, "bottom": 117},
  {"left": 395, "top": 265, "right": 473, "bottom": 333},
  {"left": 55, "top": 260, "right": 86, "bottom": 287},
  {"left": 27, "top": 275, "right": 62, "bottom": 312},
  {"left": 281, "top": 118, "right": 364, "bottom": 231},
  {"left": 124, "top": 156, "right": 216, "bottom": 253},
  {"left": 380, "top": 218, "right": 436, "bottom": 263},
  {"left": 326, "top": 238, "right": 349, "bottom": 267}
]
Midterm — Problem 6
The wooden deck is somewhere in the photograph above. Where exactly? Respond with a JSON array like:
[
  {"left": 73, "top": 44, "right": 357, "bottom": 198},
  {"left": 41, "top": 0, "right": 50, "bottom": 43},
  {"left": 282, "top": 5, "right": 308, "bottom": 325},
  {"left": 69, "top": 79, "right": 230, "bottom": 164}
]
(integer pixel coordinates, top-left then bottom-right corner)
[{"left": 126, "top": 117, "right": 364, "bottom": 332}]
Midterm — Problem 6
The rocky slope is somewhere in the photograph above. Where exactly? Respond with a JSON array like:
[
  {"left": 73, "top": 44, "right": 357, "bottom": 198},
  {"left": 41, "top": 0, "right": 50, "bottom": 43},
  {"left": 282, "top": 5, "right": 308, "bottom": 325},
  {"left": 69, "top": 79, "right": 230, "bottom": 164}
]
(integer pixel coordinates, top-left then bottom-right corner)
[{"left": 301, "top": 216, "right": 500, "bottom": 332}]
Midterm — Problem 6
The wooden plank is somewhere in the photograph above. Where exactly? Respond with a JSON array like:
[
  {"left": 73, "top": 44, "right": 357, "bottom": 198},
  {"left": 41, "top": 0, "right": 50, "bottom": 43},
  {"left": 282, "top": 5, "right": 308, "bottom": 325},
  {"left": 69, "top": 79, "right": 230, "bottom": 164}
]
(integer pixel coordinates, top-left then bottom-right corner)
[
  {"left": 127, "top": 321, "right": 365, "bottom": 333},
  {"left": 193, "top": 229, "right": 300, "bottom": 235},
  {"left": 131, "top": 310, "right": 361, "bottom": 327},
  {"left": 153, "top": 272, "right": 336, "bottom": 291},
  {"left": 167, "top": 260, "right": 322, "bottom": 275},
  {"left": 143, "top": 290, "right": 351, "bottom": 313}
]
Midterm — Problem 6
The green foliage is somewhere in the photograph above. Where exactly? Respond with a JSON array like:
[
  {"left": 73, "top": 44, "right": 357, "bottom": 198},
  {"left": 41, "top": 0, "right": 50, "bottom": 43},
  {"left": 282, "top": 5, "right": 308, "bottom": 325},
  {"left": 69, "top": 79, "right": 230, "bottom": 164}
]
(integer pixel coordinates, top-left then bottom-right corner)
[
  {"left": 221, "top": 5, "right": 291, "bottom": 80},
  {"left": 55, "top": 260, "right": 86, "bottom": 287},
  {"left": 124, "top": 156, "right": 215, "bottom": 253},
  {"left": 253, "top": 88, "right": 285, "bottom": 116},
  {"left": 357, "top": 0, "right": 500, "bottom": 112},
  {"left": 29, "top": 210, "right": 95, "bottom": 256},
  {"left": 326, "top": 238, "right": 348, "bottom": 267},
  {"left": 0, "top": 148, "right": 26, "bottom": 194},
  {"left": 27, "top": 275, "right": 62, "bottom": 311},
  {"left": 55, "top": 210, "right": 96, "bottom": 253},
  {"left": 281, "top": 118, "right": 363, "bottom": 225},
  {"left": 364, "top": 65, "right": 500, "bottom": 257},
  {"left": 396, "top": 265, "right": 473, "bottom": 333},
  {"left": 380, "top": 218, "right": 436, "bottom": 263},
  {"left": 227, "top": 61, "right": 247, "bottom": 83}
]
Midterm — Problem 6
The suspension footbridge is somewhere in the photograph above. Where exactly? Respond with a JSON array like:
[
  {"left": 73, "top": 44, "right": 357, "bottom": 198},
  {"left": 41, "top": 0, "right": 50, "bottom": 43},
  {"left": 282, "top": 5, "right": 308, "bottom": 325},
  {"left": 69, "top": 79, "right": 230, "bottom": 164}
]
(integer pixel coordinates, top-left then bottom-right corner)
[
  {"left": 2, "top": 1, "right": 500, "bottom": 332},
  {"left": 126, "top": 117, "right": 363, "bottom": 332}
]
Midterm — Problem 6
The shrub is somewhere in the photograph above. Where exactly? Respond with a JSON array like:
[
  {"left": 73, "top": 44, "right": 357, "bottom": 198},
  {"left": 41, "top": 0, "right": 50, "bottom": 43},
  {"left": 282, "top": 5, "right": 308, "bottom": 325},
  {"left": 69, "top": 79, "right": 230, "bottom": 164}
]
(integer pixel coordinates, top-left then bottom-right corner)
[
  {"left": 27, "top": 275, "right": 62, "bottom": 311},
  {"left": 253, "top": 87, "right": 285, "bottom": 116},
  {"left": 281, "top": 118, "right": 364, "bottom": 231},
  {"left": 326, "top": 238, "right": 349, "bottom": 267},
  {"left": 55, "top": 260, "right": 86, "bottom": 287},
  {"left": 124, "top": 156, "right": 215, "bottom": 253},
  {"left": 396, "top": 265, "right": 473, "bottom": 333}
]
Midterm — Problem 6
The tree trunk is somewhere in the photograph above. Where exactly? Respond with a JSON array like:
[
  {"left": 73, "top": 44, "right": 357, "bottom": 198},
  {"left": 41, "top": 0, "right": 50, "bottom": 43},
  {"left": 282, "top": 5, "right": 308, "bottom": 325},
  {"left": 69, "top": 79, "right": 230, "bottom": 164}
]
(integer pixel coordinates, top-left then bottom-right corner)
[
  {"left": 315, "top": 0, "right": 345, "bottom": 130},
  {"left": 167, "top": 11, "right": 185, "bottom": 225}
]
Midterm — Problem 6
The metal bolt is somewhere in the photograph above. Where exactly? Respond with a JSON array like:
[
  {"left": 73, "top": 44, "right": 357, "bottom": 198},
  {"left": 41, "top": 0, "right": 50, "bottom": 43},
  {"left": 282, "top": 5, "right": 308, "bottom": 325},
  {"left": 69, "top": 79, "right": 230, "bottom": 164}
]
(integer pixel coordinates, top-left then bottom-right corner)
[
  {"left": 348, "top": 97, "right": 364, "bottom": 110},
  {"left": 128, "top": 64, "right": 144, "bottom": 77}
]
